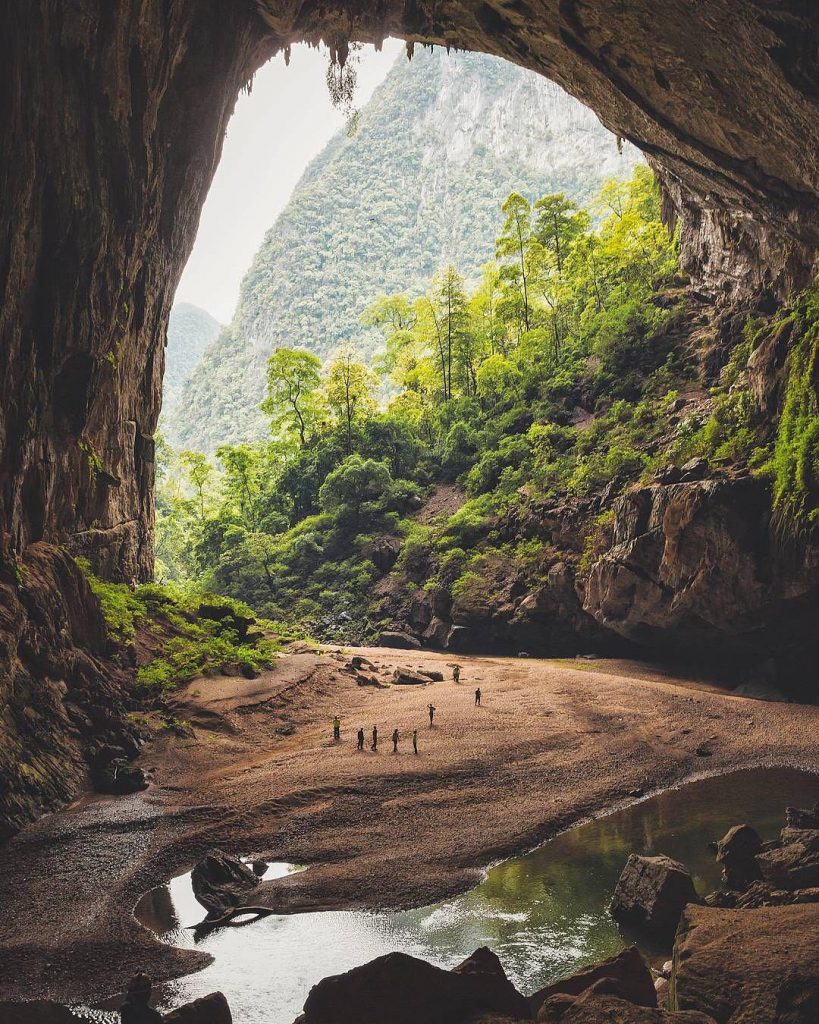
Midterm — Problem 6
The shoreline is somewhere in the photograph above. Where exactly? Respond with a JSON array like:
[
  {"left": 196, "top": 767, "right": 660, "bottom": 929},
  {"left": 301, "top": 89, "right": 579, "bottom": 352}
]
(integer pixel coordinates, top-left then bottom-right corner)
[{"left": 2, "top": 648, "right": 818, "bottom": 1006}]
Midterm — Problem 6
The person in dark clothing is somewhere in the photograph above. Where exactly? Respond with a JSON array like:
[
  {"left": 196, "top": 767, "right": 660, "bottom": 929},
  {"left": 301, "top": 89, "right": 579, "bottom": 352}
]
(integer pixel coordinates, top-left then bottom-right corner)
[
  {"left": 357, "top": 727, "right": 365, "bottom": 751},
  {"left": 475, "top": 687, "right": 481, "bottom": 706},
  {"left": 413, "top": 729, "right": 418, "bottom": 754},
  {"left": 392, "top": 728, "right": 400, "bottom": 753},
  {"left": 333, "top": 716, "right": 341, "bottom": 741},
  {"left": 453, "top": 664, "right": 461, "bottom": 683},
  {"left": 428, "top": 703, "right": 436, "bottom": 726},
  {"left": 371, "top": 725, "right": 378, "bottom": 751}
]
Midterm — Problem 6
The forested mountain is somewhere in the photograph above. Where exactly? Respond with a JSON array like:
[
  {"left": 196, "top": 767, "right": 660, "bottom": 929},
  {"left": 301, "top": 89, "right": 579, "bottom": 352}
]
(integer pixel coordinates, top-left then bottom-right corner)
[
  {"left": 168, "top": 47, "right": 639, "bottom": 450},
  {"left": 162, "top": 302, "right": 221, "bottom": 419}
]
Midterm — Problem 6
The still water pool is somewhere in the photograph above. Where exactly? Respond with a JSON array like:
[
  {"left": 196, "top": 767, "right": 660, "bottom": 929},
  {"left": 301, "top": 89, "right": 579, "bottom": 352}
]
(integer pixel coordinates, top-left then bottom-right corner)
[{"left": 96, "top": 767, "right": 819, "bottom": 1024}]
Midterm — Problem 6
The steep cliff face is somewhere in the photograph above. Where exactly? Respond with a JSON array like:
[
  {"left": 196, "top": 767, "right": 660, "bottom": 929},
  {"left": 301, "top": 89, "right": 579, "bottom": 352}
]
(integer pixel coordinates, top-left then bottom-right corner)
[
  {"left": 583, "top": 477, "right": 819, "bottom": 685},
  {"left": 0, "top": 541, "right": 138, "bottom": 841},
  {"left": 0, "top": 0, "right": 275, "bottom": 583}
]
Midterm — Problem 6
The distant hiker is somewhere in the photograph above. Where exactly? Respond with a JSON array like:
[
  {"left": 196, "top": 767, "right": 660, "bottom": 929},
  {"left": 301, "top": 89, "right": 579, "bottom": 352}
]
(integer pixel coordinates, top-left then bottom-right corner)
[
  {"left": 428, "top": 703, "right": 436, "bottom": 726},
  {"left": 475, "top": 687, "right": 481, "bottom": 707},
  {"left": 413, "top": 729, "right": 418, "bottom": 754},
  {"left": 392, "top": 728, "right": 400, "bottom": 753},
  {"left": 357, "top": 727, "right": 365, "bottom": 751},
  {"left": 371, "top": 725, "right": 378, "bottom": 751},
  {"left": 333, "top": 716, "right": 341, "bottom": 741},
  {"left": 453, "top": 664, "right": 461, "bottom": 683}
]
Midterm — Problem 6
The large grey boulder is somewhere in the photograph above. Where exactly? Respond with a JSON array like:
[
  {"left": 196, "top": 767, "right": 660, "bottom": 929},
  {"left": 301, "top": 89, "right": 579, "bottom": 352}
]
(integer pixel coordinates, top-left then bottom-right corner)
[
  {"left": 610, "top": 854, "right": 700, "bottom": 941},
  {"left": 191, "top": 849, "right": 259, "bottom": 916}
]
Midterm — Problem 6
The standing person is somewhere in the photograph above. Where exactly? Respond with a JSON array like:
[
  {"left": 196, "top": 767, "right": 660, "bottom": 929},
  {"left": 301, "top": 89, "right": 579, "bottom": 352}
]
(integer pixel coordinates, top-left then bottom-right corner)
[
  {"left": 357, "top": 727, "right": 365, "bottom": 751},
  {"left": 333, "top": 715, "right": 341, "bottom": 741},
  {"left": 371, "top": 725, "right": 378, "bottom": 751},
  {"left": 392, "top": 728, "right": 400, "bottom": 753},
  {"left": 453, "top": 664, "right": 461, "bottom": 683},
  {"left": 412, "top": 729, "right": 418, "bottom": 755},
  {"left": 474, "top": 687, "right": 481, "bottom": 706},
  {"left": 428, "top": 703, "right": 436, "bottom": 726}
]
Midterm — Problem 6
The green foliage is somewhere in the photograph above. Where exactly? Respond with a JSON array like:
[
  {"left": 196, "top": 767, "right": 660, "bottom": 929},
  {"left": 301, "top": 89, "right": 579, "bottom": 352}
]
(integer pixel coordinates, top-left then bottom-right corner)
[
  {"left": 76, "top": 559, "right": 278, "bottom": 693},
  {"left": 155, "top": 166, "right": 685, "bottom": 640},
  {"left": 770, "top": 290, "right": 819, "bottom": 521},
  {"left": 167, "top": 47, "right": 640, "bottom": 451}
]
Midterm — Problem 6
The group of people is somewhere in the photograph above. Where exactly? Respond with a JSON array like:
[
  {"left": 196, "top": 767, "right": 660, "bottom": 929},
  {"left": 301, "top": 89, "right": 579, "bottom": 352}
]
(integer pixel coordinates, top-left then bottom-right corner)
[{"left": 331, "top": 664, "right": 484, "bottom": 754}]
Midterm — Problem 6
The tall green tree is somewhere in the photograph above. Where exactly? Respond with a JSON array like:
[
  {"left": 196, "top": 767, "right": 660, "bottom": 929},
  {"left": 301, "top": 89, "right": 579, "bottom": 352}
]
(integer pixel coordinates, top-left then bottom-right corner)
[
  {"left": 496, "top": 192, "right": 533, "bottom": 333},
  {"left": 262, "top": 348, "right": 323, "bottom": 447}
]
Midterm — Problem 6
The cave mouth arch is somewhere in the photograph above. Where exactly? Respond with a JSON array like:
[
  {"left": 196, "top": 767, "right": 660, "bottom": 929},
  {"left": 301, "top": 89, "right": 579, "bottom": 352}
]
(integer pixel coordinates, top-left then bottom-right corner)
[{"left": 1, "top": 0, "right": 817, "bottom": 584}]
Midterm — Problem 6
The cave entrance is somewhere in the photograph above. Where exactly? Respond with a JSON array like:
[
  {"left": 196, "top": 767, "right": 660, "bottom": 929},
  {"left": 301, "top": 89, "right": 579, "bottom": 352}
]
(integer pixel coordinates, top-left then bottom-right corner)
[{"left": 1, "top": 3, "right": 816, "bottom": 585}]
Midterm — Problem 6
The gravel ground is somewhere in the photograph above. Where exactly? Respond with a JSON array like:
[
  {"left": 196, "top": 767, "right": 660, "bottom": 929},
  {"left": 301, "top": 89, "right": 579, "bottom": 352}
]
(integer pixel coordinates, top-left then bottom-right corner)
[{"left": 1, "top": 647, "right": 817, "bottom": 1005}]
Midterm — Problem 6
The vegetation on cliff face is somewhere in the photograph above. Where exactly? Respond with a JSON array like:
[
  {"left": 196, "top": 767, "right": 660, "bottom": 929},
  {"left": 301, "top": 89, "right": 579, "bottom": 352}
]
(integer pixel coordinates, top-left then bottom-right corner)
[
  {"left": 157, "top": 167, "right": 688, "bottom": 639},
  {"left": 77, "top": 560, "right": 280, "bottom": 694},
  {"left": 162, "top": 302, "right": 221, "bottom": 420},
  {"left": 166, "top": 47, "right": 639, "bottom": 451}
]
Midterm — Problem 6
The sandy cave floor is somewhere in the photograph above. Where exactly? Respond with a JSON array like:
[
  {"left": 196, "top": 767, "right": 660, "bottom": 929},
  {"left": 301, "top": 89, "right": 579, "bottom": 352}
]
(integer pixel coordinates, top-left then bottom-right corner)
[{"left": 1, "top": 647, "right": 818, "bottom": 1005}]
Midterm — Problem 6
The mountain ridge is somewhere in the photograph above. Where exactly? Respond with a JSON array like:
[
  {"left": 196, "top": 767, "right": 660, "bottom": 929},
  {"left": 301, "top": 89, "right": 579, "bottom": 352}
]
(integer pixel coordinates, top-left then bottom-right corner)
[{"left": 167, "top": 47, "right": 639, "bottom": 451}]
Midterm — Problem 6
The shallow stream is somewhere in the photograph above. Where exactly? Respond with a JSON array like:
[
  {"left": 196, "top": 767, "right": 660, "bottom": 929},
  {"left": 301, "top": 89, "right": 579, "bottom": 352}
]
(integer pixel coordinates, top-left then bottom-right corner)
[{"left": 85, "top": 766, "right": 819, "bottom": 1024}]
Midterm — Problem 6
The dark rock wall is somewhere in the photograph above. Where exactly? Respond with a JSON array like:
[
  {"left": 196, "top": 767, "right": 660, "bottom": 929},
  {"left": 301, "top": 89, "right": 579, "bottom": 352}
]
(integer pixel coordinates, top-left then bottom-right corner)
[{"left": 0, "top": 0, "right": 276, "bottom": 582}]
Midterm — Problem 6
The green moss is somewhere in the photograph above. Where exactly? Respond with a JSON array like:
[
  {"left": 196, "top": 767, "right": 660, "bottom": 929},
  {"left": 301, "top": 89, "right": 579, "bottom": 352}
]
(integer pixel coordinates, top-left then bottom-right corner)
[{"left": 771, "top": 289, "right": 819, "bottom": 522}]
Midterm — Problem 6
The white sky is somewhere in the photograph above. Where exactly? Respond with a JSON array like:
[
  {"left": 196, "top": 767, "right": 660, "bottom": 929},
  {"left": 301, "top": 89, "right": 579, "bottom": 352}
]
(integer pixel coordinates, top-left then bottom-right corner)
[{"left": 175, "top": 41, "right": 404, "bottom": 324}]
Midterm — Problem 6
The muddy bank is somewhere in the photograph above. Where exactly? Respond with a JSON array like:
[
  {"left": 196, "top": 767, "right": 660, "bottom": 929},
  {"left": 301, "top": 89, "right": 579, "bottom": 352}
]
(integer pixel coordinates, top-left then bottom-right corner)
[{"left": 0, "top": 648, "right": 817, "bottom": 1005}]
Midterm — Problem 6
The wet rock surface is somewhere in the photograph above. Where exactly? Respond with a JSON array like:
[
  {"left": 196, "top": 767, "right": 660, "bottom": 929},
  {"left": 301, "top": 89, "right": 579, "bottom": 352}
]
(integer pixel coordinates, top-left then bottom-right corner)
[
  {"left": 610, "top": 854, "right": 700, "bottom": 941},
  {"left": 190, "top": 850, "right": 260, "bottom": 916},
  {"left": 296, "top": 947, "right": 532, "bottom": 1024},
  {"left": 714, "top": 824, "right": 762, "bottom": 890},
  {"left": 671, "top": 903, "right": 819, "bottom": 1023},
  {"left": 530, "top": 946, "right": 658, "bottom": 1016}
]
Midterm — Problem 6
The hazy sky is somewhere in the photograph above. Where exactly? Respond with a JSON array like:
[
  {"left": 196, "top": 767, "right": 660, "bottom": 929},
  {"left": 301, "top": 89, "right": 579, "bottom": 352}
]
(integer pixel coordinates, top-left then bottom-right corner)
[{"left": 175, "top": 41, "right": 404, "bottom": 324}]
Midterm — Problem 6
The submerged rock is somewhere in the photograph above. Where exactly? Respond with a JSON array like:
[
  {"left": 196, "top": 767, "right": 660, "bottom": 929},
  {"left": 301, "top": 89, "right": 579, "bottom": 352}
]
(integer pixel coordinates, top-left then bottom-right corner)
[
  {"left": 191, "top": 849, "right": 259, "bottom": 916},
  {"left": 296, "top": 946, "right": 531, "bottom": 1024},
  {"left": 530, "top": 946, "right": 658, "bottom": 1017},
  {"left": 610, "top": 854, "right": 700, "bottom": 941},
  {"left": 671, "top": 903, "right": 819, "bottom": 1022}
]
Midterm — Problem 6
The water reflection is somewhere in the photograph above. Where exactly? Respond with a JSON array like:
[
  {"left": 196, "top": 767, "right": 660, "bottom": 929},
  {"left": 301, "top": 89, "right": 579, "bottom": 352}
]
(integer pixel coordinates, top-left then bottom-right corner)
[{"left": 104, "top": 768, "right": 819, "bottom": 1024}]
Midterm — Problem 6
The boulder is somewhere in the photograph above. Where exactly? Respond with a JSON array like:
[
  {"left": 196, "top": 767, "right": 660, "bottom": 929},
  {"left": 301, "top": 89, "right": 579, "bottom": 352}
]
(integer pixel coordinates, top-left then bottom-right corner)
[
  {"left": 197, "top": 602, "right": 254, "bottom": 641},
  {"left": 610, "top": 855, "right": 700, "bottom": 941},
  {"left": 530, "top": 947, "right": 657, "bottom": 1016},
  {"left": 785, "top": 803, "right": 819, "bottom": 830},
  {"left": 119, "top": 973, "right": 163, "bottom": 1023},
  {"left": 93, "top": 759, "right": 148, "bottom": 795},
  {"left": 446, "top": 625, "right": 477, "bottom": 652},
  {"left": 671, "top": 903, "right": 819, "bottom": 1023},
  {"left": 378, "top": 631, "right": 421, "bottom": 650},
  {"left": 392, "top": 668, "right": 428, "bottom": 685},
  {"left": 165, "top": 992, "right": 232, "bottom": 1023},
  {"left": 298, "top": 947, "right": 531, "bottom": 1024},
  {"left": 714, "top": 824, "right": 762, "bottom": 890},
  {"left": 678, "top": 458, "right": 709, "bottom": 482},
  {"left": 757, "top": 828, "right": 819, "bottom": 889},
  {"left": 424, "top": 617, "right": 453, "bottom": 648},
  {"left": 418, "top": 669, "right": 445, "bottom": 682},
  {"left": 191, "top": 849, "right": 259, "bottom": 915}
]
